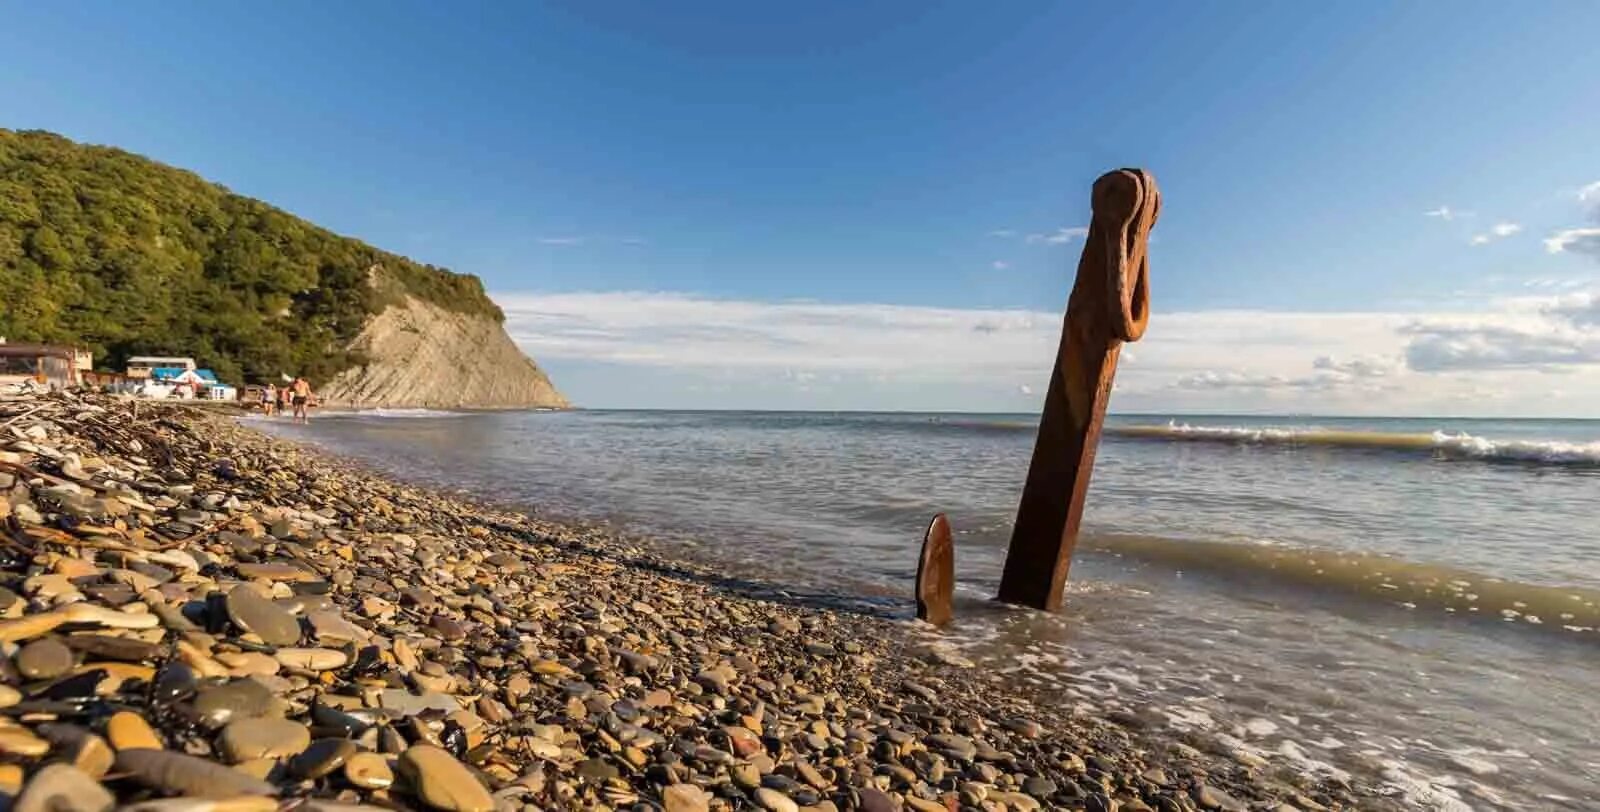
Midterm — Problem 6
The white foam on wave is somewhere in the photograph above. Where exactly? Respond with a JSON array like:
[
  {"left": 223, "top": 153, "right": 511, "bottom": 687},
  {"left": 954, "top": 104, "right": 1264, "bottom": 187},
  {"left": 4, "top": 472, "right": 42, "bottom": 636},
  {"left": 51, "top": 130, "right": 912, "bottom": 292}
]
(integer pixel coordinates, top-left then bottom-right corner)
[
  {"left": 322, "top": 408, "right": 468, "bottom": 419},
  {"left": 1115, "top": 422, "right": 1600, "bottom": 467},
  {"left": 1377, "top": 758, "right": 1477, "bottom": 812},
  {"left": 1430, "top": 431, "right": 1600, "bottom": 465},
  {"left": 1147, "top": 423, "right": 1309, "bottom": 443}
]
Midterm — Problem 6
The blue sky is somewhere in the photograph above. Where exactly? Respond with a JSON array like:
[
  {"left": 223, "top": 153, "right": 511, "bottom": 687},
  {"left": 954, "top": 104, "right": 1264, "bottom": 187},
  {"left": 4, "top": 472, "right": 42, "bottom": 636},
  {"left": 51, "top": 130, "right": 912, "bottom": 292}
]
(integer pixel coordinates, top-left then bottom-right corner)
[{"left": 5, "top": 2, "right": 1600, "bottom": 413}]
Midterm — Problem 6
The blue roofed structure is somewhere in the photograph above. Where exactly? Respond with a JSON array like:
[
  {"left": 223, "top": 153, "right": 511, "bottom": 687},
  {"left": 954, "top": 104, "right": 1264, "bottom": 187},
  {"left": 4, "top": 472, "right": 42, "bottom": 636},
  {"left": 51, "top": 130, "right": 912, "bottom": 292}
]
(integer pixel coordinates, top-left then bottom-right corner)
[{"left": 151, "top": 367, "right": 220, "bottom": 383}]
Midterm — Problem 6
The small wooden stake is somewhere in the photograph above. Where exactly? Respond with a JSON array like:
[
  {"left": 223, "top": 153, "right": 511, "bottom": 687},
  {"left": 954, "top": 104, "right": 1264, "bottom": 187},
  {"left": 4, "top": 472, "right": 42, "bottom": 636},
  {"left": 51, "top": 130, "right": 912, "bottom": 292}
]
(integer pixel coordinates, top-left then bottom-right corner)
[
  {"left": 915, "top": 513, "right": 954, "bottom": 626},
  {"left": 997, "top": 169, "right": 1160, "bottom": 612}
]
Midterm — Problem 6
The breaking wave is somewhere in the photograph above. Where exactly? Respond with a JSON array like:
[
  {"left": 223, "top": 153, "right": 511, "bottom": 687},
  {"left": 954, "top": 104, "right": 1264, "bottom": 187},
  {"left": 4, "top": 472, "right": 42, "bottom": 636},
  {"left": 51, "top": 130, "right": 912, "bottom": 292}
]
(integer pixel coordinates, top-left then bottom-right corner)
[
  {"left": 1086, "top": 533, "right": 1600, "bottom": 635},
  {"left": 318, "top": 408, "right": 468, "bottom": 419},
  {"left": 1109, "top": 423, "right": 1600, "bottom": 467}
]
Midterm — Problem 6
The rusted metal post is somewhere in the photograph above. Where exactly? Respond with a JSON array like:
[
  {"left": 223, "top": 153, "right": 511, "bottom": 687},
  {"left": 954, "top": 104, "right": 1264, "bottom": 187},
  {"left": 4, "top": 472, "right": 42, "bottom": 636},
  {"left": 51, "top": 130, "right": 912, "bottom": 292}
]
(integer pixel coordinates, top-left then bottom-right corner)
[
  {"left": 915, "top": 513, "right": 954, "bottom": 626},
  {"left": 997, "top": 168, "right": 1160, "bottom": 611}
]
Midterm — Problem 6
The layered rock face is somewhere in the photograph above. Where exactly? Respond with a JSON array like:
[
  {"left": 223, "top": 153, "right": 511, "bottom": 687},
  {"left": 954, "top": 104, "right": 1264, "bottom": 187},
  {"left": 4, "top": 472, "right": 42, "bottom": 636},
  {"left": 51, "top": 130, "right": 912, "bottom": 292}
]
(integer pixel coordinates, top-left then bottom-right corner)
[{"left": 320, "top": 295, "right": 569, "bottom": 410}]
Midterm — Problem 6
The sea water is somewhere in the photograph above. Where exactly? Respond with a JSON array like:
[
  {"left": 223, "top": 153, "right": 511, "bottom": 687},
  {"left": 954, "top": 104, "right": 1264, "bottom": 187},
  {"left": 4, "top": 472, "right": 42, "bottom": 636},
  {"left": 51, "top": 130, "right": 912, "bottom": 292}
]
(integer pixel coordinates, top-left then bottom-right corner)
[{"left": 265, "top": 410, "right": 1600, "bottom": 809}]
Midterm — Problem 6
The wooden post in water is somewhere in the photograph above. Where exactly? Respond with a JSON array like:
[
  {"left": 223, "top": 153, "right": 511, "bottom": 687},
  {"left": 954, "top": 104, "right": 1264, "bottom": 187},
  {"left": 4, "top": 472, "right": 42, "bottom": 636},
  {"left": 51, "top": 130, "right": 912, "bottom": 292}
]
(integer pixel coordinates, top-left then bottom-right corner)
[
  {"left": 915, "top": 513, "right": 954, "bottom": 626},
  {"left": 996, "top": 168, "right": 1160, "bottom": 612}
]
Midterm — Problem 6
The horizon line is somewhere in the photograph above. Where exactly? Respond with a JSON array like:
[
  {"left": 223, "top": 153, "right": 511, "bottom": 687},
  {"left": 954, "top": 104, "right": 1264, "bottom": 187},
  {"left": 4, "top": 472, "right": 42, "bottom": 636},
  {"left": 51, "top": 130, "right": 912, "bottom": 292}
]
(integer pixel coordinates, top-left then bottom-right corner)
[{"left": 551, "top": 406, "right": 1600, "bottom": 421}]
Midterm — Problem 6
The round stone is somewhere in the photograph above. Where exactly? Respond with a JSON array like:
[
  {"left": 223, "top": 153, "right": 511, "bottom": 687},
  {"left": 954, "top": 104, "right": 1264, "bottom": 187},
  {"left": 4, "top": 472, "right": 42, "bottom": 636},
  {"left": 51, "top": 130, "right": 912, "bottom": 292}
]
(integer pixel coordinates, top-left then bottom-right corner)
[
  {"left": 343, "top": 751, "right": 395, "bottom": 789},
  {"left": 307, "top": 609, "right": 369, "bottom": 644},
  {"left": 194, "top": 678, "right": 282, "bottom": 727},
  {"left": 0, "top": 728, "right": 49, "bottom": 757},
  {"left": 16, "top": 637, "right": 74, "bottom": 679},
  {"left": 273, "top": 647, "right": 348, "bottom": 671},
  {"left": 219, "top": 717, "right": 312, "bottom": 762},
  {"left": 289, "top": 738, "right": 358, "bottom": 780},
  {"left": 857, "top": 788, "right": 898, "bottom": 812},
  {"left": 12, "top": 764, "right": 113, "bottom": 812},
  {"left": 106, "top": 711, "right": 164, "bottom": 750},
  {"left": 755, "top": 788, "right": 799, "bottom": 812},
  {"left": 215, "top": 651, "right": 280, "bottom": 677},
  {"left": 397, "top": 745, "right": 494, "bottom": 812},
  {"left": 151, "top": 661, "right": 197, "bottom": 703},
  {"left": 224, "top": 585, "right": 301, "bottom": 646},
  {"left": 662, "top": 784, "right": 711, "bottom": 812},
  {"left": 235, "top": 562, "right": 317, "bottom": 582}
]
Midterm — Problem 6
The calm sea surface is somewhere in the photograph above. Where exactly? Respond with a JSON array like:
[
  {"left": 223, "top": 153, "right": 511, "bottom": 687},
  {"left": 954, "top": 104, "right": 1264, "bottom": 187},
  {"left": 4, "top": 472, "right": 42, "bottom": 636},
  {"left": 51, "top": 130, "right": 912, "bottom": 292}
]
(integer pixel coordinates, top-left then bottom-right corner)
[{"left": 262, "top": 410, "right": 1600, "bottom": 810}]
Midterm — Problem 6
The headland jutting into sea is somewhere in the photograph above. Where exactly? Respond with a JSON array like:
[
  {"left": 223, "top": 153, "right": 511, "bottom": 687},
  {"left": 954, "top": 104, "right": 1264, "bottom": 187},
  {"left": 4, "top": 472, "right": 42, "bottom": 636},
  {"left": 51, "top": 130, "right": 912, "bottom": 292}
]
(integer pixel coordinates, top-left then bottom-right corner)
[{"left": 0, "top": 391, "right": 1395, "bottom": 811}]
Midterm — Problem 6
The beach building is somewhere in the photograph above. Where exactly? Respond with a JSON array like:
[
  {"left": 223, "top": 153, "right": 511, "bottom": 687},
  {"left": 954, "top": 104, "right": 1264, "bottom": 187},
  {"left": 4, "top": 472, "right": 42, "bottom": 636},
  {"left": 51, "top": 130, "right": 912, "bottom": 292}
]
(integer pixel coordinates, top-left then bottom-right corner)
[
  {"left": 0, "top": 340, "right": 92, "bottom": 389},
  {"left": 144, "top": 366, "right": 232, "bottom": 400},
  {"left": 126, "top": 356, "right": 197, "bottom": 379}
]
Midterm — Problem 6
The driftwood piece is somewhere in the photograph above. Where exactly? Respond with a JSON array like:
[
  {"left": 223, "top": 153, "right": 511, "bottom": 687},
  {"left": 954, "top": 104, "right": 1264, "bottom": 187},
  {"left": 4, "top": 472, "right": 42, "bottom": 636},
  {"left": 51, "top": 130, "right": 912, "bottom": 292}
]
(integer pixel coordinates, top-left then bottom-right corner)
[
  {"left": 915, "top": 513, "right": 954, "bottom": 626},
  {"left": 997, "top": 168, "right": 1160, "bottom": 611}
]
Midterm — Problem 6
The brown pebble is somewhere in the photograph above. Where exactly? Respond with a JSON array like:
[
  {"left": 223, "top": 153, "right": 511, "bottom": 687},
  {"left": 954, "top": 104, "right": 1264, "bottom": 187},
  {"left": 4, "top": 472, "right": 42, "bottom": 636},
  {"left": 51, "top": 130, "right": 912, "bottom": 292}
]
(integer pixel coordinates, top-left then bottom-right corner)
[
  {"left": 219, "top": 717, "right": 312, "bottom": 762},
  {"left": 0, "top": 764, "right": 21, "bottom": 797},
  {"left": 225, "top": 585, "right": 302, "bottom": 647},
  {"left": 273, "top": 647, "right": 348, "bottom": 671},
  {"left": 0, "top": 728, "right": 50, "bottom": 757},
  {"left": 37, "top": 724, "right": 114, "bottom": 779},
  {"left": 397, "top": 745, "right": 494, "bottom": 812},
  {"left": 107, "top": 711, "right": 164, "bottom": 750},
  {"left": 12, "top": 764, "right": 114, "bottom": 812},
  {"left": 344, "top": 751, "right": 395, "bottom": 789},
  {"left": 16, "top": 637, "right": 75, "bottom": 679},
  {"left": 0, "top": 613, "right": 67, "bottom": 644},
  {"left": 289, "top": 738, "right": 358, "bottom": 780},
  {"left": 662, "top": 784, "right": 712, "bottom": 812}
]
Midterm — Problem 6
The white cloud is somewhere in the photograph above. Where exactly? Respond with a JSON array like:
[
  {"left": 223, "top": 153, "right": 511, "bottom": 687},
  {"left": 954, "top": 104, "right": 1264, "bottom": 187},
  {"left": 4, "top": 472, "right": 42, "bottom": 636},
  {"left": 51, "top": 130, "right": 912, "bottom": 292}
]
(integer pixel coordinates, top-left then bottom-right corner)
[
  {"left": 538, "top": 236, "right": 585, "bottom": 246},
  {"left": 1175, "top": 355, "right": 1402, "bottom": 394},
  {"left": 991, "top": 260, "right": 1009, "bottom": 270},
  {"left": 1400, "top": 321, "right": 1600, "bottom": 371},
  {"left": 1018, "top": 384, "right": 1034, "bottom": 396},
  {"left": 1577, "top": 180, "right": 1600, "bottom": 207},
  {"left": 1540, "top": 181, "right": 1600, "bottom": 259},
  {"left": 1026, "top": 226, "right": 1089, "bottom": 244},
  {"left": 1542, "top": 290, "right": 1600, "bottom": 327},
  {"left": 1424, "top": 206, "right": 1459, "bottom": 220},
  {"left": 1469, "top": 221, "right": 1522, "bottom": 245},
  {"left": 1312, "top": 355, "right": 1403, "bottom": 378},
  {"left": 1544, "top": 228, "right": 1600, "bottom": 258},
  {"left": 1175, "top": 370, "right": 1328, "bottom": 391},
  {"left": 987, "top": 229, "right": 1017, "bottom": 238},
  {"left": 496, "top": 290, "right": 1600, "bottom": 415},
  {"left": 499, "top": 292, "right": 1053, "bottom": 377}
]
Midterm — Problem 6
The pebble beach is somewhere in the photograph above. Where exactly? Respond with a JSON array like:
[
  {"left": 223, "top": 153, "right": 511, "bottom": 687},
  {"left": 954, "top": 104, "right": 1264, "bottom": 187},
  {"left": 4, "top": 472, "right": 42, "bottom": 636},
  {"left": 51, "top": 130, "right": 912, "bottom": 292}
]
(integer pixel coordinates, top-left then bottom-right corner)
[{"left": 0, "top": 392, "right": 1387, "bottom": 812}]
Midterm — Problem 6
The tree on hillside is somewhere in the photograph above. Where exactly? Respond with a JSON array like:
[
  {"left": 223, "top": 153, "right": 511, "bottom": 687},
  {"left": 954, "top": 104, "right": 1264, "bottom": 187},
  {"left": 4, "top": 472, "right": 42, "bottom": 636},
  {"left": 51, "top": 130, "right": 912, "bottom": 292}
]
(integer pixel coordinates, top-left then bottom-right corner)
[{"left": 0, "top": 128, "right": 502, "bottom": 385}]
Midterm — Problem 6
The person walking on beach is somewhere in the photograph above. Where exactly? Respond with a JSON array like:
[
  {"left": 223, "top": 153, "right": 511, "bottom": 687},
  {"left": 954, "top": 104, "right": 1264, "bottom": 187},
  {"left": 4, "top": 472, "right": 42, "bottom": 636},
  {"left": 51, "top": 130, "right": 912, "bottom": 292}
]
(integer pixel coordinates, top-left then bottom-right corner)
[
  {"left": 260, "top": 383, "right": 276, "bottom": 416},
  {"left": 291, "top": 377, "right": 314, "bottom": 424}
]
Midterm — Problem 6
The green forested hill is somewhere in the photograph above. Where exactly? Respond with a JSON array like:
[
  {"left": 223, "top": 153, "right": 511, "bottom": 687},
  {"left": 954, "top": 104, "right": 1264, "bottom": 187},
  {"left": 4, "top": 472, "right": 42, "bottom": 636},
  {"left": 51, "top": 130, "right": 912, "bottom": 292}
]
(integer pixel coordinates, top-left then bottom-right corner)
[{"left": 0, "top": 129, "right": 502, "bottom": 385}]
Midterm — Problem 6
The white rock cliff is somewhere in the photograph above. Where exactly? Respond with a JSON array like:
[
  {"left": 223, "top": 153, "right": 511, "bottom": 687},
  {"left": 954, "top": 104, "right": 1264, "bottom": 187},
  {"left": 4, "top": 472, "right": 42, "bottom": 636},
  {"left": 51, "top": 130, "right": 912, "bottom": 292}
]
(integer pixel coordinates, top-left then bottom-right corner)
[{"left": 320, "top": 295, "right": 568, "bottom": 410}]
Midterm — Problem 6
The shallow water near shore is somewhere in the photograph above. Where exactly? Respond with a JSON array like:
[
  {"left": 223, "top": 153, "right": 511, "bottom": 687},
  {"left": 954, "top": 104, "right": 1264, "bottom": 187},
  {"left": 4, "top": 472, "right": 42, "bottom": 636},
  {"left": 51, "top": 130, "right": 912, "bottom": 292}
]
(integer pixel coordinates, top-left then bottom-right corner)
[{"left": 262, "top": 409, "right": 1600, "bottom": 809}]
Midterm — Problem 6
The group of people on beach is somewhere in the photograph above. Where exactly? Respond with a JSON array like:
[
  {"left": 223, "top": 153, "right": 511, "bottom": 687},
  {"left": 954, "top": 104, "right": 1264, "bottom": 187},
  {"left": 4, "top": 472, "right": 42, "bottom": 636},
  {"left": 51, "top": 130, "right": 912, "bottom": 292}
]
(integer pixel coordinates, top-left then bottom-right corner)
[{"left": 258, "top": 377, "right": 314, "bottom": 423}]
